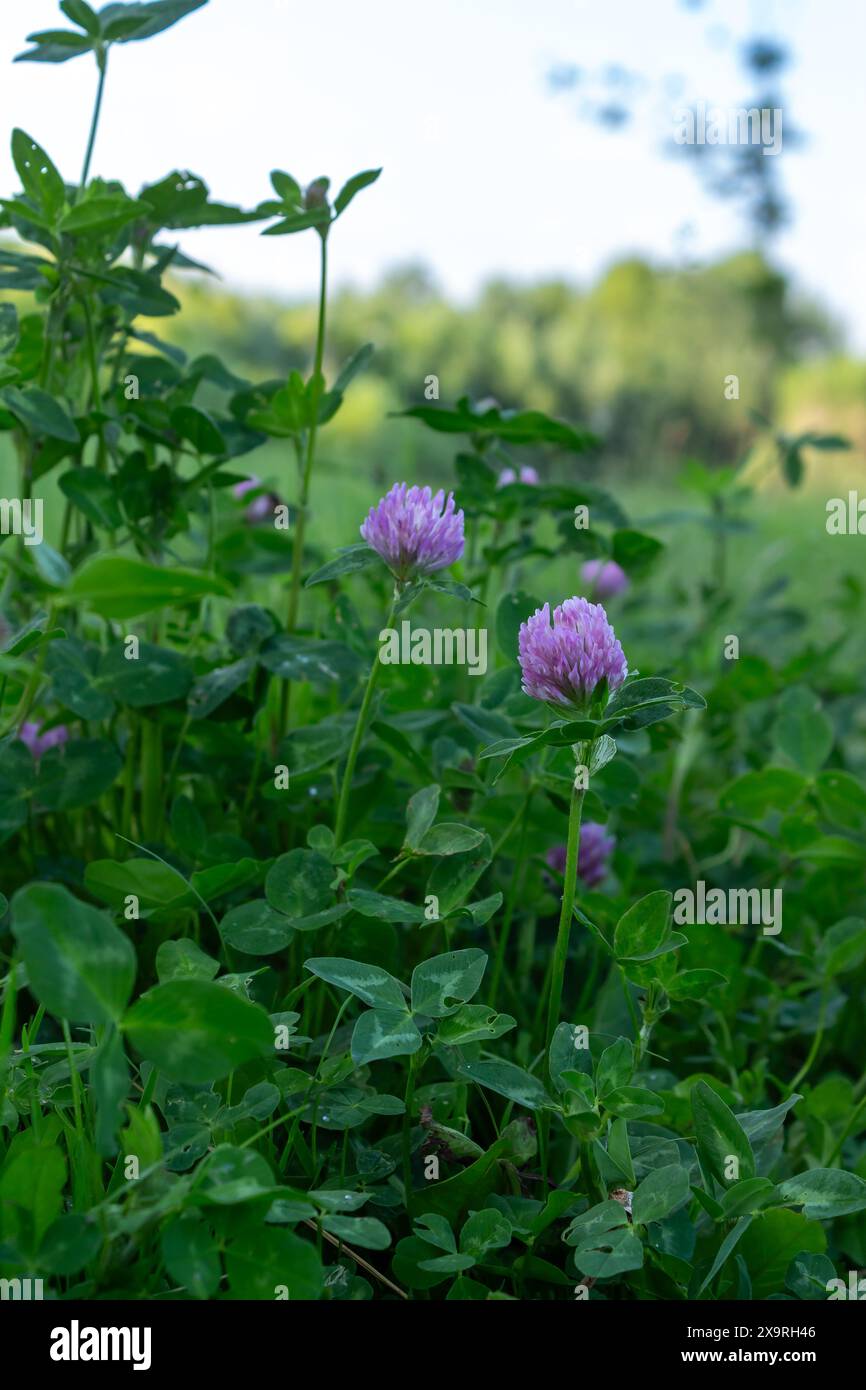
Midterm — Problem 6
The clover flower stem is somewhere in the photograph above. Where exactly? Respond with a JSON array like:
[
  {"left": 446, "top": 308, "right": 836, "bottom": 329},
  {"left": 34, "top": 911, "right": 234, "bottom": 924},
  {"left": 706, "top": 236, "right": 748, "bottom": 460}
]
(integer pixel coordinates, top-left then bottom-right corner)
[
  {"left": 334, "top": 590, "right": 397, "bottom": 846},
  {"left": 545, "top": 751, "right": 588, "bottom": 1068}
]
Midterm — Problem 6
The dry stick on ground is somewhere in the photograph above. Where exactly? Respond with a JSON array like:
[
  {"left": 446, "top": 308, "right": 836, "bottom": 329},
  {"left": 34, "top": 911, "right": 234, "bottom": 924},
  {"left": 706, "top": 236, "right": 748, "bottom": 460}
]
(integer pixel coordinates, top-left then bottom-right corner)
[{"left": 303, "top": 1219, "right": 408, "bottom": 1300}]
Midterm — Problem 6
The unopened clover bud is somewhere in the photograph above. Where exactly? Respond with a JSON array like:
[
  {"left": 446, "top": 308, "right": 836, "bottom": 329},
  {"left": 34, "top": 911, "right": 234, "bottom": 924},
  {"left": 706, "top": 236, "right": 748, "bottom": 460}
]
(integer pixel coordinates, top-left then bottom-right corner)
[
  {"left": 581, "top": 559, "right": 629, "bottom": 600},
  {"left": 304, "top": 178, "right": 330, "bottom": 210}
]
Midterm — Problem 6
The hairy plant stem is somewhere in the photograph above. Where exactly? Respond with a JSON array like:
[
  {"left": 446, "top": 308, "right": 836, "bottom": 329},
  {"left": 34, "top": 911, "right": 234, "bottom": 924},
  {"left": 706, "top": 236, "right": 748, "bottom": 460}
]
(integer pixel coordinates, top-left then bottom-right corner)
[
  {"left": 280, "top": 234, "right": 329, "bottom": 737},
  {"left": 545, "top": 744, "right": 589, "bottom": 1068},
  {"left": 333, "top": 588, "right": 397, "bottom": 846}
]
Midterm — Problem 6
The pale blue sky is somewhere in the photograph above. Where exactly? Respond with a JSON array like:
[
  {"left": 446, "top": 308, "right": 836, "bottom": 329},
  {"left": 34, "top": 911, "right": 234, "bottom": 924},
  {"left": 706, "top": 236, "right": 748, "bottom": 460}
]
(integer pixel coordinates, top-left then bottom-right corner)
[{"left": 1, "top": 0, "right": 864, "bottom": 347}]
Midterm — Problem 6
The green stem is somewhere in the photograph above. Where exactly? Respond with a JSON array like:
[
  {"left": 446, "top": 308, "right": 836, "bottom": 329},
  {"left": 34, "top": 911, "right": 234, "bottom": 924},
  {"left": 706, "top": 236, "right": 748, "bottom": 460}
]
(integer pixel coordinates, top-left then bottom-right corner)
[
  {"left": 333, "top": 590, "right": 396, "bottom": 846},
  {"left": 1, "top": 603, "right": 57, "bottom": 736},
  {"left": 374, "top": 858, "right": 411, "bottom": 893},
  {"left": 490, "top": 789, "right": 534, "bottom": 1008},
  {"left": 121, "top": 719, "right": 137, "bottom": 840},
  {"left": 402, "top": 1051, "right": 419, "bottom": 1219},
  {"left": 490, "top": 792, "right": 530, "bottom": 858},
  {"left": 285, "top": 240, "right": 327, "bottom": 627},
  {"left": 81, "top": 50, "right": 108, "bottom": 188},
  {"left": 545, "top": 754, "right": 587, "bottom": 1068},
  {"left": 81, "top": 295, "right": 102, "bottom": 412},
  {"left": 0, "top": 960, "right": 18, "bottom": 1120},
  {"left": 786, "top": 989, "right": 827, "bottom": 1096},
  {"left": 81, "top": 293, "right": 108, "bottom": 475},
  {"left": 241, "top": 734, "right": 266, "bottom": 818},
  {"left": 620, "top": 966, "right": 643, "bottom": 1042},
  {"left": 139, "top": 718, "right": 163, "bottom": 841},
  {"left": 281, "top": 234, "right": 329, "bottom": 736},
  {"left": 827, "top": 1091, "right": 866, "bottom": 1166},
  {"left": 62, "top": 1019, "right": 85, "bottom": 1141},
  {"left": 165, "top": 712, "right": 191, "bottom": 808}
]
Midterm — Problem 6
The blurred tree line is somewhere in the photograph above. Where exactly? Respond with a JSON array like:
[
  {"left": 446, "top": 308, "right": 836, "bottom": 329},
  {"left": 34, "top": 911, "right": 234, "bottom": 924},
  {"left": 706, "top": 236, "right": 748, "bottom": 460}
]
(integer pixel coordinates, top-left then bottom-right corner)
[{"left": 162, "top": 249, "right": 861, "bottom": 479}]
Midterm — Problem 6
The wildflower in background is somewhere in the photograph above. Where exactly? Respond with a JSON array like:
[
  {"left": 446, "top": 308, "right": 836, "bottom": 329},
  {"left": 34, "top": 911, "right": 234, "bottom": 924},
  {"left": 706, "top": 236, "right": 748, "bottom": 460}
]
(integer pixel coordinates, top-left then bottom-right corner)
[
  {"left": 232, "top": 476, "right": 260, "bottom": 501},
  {"left": 233, "top": 475, "right": 282, "bottom": 525},
  {"left": 497, "top": 465, "right": 539, "bottom": 488},
  {"left": 518, "top": 596, "right": 628, "bottom": 714},
  {"left": 547, "top": 821, "right": 616, "bottom": 888},
  {"left": 19, "top": 721, "right": 68, "bottom": 759},
  {"left": 581, "top": 558, "right": 629, "bottom": 600},
  {"left": 360, "top": 482, "right": 465, "bottom": 582}
]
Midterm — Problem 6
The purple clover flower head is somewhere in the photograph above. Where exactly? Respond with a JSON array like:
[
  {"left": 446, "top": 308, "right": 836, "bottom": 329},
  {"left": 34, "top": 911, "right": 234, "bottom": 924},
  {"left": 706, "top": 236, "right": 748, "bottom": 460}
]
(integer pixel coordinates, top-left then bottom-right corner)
[
  {"left": 245, "top": 493, "right": 281, "bottom": 525},
  {"left": 546, "top": 822, "right": 616, "bottom": 889},
  {"left": 581, "top": 558, "right": 629, "bottom": 600},
  {"left": 19, "top": 720, "right": 68, "bottom": 760},
  {"left": 360, "top": 483, "right": 464, "bottom": 582},
  {"left": 578, "top": 822, "right": 616, "bottom": 887},
  {"left": 545, "top": 843, "right": 568, "bottom": 877},
  {"left": 232, "top": 475, "right": 261, "bottom": 500},
  {"left": 497, "top": 465, "right": 539, "bottom": 489},
  {"left": 518, "top": 597, "right": 628, "bottom": 713}
]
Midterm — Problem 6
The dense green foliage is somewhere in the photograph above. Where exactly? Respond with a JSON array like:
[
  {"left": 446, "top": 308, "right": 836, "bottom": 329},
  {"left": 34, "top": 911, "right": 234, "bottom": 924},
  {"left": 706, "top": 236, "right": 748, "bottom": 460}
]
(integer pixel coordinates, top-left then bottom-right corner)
[{"left": 1, "top": 2, "right": 865, "bottom": 1304}]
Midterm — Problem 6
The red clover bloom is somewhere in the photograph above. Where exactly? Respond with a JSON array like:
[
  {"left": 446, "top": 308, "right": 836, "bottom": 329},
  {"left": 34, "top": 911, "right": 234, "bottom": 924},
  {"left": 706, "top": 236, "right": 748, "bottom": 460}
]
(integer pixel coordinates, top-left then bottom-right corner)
[
  {"left": 547, "top": 822, "right": 616, "bottom": 888},
  {"left": 360, "top": 483, "right": 465, "bottom": 582},
  {"left": 19, "top": 720, "right": 68, "bottom": 759},
  {"left": 518, "top": 596, "right": 628, "bottom": 713}
]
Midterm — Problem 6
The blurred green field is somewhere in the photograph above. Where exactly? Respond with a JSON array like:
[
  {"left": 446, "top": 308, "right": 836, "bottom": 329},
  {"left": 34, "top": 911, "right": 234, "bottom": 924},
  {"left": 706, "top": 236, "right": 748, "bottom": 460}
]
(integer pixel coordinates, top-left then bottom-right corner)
[
  {"left": 3, "top": 241, "right": 863, "bottom": 656},
  {"left": 4, "top": 423, "right": 860, "bottom": 646}
]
